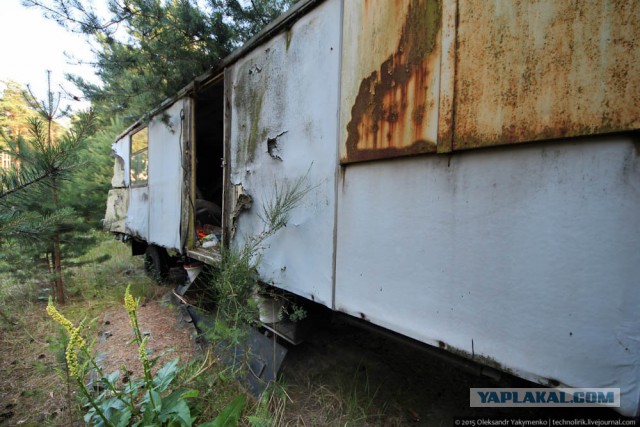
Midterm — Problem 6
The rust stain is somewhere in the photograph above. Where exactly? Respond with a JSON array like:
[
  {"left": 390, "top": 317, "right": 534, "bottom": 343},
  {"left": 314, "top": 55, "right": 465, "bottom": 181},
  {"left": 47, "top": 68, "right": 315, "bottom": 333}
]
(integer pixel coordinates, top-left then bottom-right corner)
[
  {"left": 344, "top": 0, "right": 441, "bottom": 163},
  {"left": 453, "top": 0, "right": 640, "bottom": 150}
]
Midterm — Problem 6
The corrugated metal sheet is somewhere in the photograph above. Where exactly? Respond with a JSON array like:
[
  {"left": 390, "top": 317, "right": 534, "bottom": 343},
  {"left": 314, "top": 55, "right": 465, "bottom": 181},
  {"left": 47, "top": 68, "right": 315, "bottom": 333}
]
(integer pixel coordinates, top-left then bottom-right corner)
[
  {"left": 340, "top": 0, "right": 442, "bottom": 163},
  {"left": 453, "top": 0, "right": 640, "bottom": 150}
]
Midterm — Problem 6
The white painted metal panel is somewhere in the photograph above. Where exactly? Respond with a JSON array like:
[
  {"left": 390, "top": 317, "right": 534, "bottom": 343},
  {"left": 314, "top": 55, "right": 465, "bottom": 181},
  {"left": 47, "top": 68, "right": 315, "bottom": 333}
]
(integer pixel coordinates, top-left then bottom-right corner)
[
  {"left": 335, "top": 136, "right": 640, "bottom": 416},
  {"left": 148, "top": 101, "right": 184, "bottom": 251},
  {"left": 229, "top": 0, "right": 341, "bottom": 306},
  {"left": 126, "top": 186, "right": 149, "bottom": 240}
]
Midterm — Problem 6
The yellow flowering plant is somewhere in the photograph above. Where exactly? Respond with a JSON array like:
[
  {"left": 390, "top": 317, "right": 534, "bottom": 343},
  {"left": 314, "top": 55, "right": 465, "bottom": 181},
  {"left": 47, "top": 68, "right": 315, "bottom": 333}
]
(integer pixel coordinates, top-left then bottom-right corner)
[{"left": 46, "top": 286, "right": 234, "bottom": 427}]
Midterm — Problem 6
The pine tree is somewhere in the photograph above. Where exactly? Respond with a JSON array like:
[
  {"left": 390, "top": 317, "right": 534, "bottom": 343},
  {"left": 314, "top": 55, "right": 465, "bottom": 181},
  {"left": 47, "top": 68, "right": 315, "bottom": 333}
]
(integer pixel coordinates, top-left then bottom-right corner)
[
  {"left": 0, "top": 73, "right": 95, "bottom": 303},
  {"left": 23, "top": 0, "right": 297, "bottom": 120}
]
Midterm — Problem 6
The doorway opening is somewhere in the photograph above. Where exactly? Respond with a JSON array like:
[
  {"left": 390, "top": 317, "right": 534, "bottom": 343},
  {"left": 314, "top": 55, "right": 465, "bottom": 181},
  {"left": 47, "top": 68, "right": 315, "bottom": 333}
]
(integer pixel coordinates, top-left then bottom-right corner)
[{"left": 193, "top": 79, "right": 225, "bottom": 253}]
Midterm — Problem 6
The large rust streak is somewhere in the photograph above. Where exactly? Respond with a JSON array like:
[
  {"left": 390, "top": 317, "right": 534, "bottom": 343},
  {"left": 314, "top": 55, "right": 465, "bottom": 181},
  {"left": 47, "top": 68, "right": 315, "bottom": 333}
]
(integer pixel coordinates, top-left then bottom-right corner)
[{"left": 345, "top": 0, "right": 441, "bottom": 163}]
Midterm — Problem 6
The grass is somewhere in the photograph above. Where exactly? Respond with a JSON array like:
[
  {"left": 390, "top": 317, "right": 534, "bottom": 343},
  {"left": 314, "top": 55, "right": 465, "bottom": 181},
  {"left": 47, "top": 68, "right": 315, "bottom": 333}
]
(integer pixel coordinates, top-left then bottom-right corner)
[
  {"left": 0, "top": 231, "right": 403, "bottom": 427},
  {"left": 0, "top": 232, "right": 158, "bottom": 426},
  {"left": 279, "top": 367, "right": 391, "bottom": 426}
]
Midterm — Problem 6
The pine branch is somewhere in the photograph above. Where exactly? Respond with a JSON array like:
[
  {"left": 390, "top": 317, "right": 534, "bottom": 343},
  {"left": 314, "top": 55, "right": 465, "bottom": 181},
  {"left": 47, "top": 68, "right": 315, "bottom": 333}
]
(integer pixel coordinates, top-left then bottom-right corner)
[
  {"left": 0, "top": 207, "right": 74, "bottom": 239},
  {"left": 0, "top": 168, "right": 59, "bottom": 199}
]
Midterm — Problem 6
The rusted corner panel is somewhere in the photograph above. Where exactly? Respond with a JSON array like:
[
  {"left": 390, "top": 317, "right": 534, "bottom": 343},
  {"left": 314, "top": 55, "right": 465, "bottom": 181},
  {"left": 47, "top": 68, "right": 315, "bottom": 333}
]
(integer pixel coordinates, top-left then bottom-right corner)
[
  {"left": 180, "top": 97, "right": 194, "bottom": 250},
  {"left": 221, "top": 67, "right": 233, "bottom": 248},
  {"left": 435, "top": 0, "right": 457, "bottom": 153},
  {"left": 340, "top": 0, "right": 443, "bottom": 164},
  {"left": 453, "top": 0, "right": 640, "bottom": 150}
]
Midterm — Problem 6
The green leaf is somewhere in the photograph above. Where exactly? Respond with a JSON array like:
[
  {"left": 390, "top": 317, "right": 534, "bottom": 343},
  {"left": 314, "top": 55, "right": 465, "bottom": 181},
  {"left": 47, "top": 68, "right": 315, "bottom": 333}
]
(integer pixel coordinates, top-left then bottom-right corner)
[
  {"left": 157, "top": 388, "right": 198, "bottom": 426},
  {"left": 181, "top": 389, "right": 199, "bottom": 399},
  {"left": 104, "top": 369, "right": 120, "bottom": 385},
  {"left": 159, "top": 398, "right": 192, "bottom": 427},
  {"left": 84, "top": 407, "right": 95, "bottom": 425},
  {"left": 137, "top": 398, "right": 159, "bottom": 427},
  {"left": 99, "top": 396, "right": 121, "bottom": 414},
  {"left": 198, "top": 394, "right": 246, "bottom": 427},
  {"left": 150, "top": 389, "right": 162, "bottom": 413},
  {"left": 160, "top": 388, "right": 196, "bottom": 411},
  {"left": 152, "top": 358, "right": 180, "bottom": 392},
  {"left": 110, "top": 407, "right": 132, "bottom": 427}
]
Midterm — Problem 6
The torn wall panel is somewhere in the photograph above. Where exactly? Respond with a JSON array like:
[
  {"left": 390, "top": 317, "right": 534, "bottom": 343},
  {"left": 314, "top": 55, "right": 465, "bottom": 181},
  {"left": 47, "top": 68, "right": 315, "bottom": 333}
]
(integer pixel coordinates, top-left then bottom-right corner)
[
  {"left": 103, "top": 188, "right": 129, "bottom": 233},
  {"left": 125, "top": 186, "right": 149, "bottom": 241},
  {"left": 228, "top": 0, "right": 341, "bottom": 306},
  {"left": 111, "top": 137, "right": 130, "bottom": 187}
]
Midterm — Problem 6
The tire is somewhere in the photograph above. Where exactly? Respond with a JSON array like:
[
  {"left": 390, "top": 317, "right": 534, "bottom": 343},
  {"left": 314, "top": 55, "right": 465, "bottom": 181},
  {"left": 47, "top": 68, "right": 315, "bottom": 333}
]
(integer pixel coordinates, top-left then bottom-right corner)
[{"left": 144, "top": 245, "right": 169, "bottom": 283}]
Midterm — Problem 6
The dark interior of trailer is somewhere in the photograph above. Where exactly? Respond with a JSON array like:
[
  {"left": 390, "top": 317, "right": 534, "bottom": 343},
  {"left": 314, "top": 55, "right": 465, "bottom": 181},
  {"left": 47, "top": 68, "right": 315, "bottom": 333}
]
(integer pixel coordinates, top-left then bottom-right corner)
[{"left": 193, "top": 80, "right": 224, "bottom": 240}]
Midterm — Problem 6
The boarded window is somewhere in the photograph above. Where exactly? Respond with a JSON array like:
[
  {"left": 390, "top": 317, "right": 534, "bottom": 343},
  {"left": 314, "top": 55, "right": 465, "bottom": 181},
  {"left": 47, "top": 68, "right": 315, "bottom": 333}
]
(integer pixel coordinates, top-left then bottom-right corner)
[{"left": 130, "top": 127, "right": 148, "bottom": 186}]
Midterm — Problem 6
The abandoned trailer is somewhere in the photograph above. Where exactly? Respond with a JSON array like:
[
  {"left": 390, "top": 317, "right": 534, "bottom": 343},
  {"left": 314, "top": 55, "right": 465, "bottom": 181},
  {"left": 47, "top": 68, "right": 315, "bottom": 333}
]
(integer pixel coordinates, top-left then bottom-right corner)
[{"left": 104, "top": 0, "right": 640, "bottom": 417}]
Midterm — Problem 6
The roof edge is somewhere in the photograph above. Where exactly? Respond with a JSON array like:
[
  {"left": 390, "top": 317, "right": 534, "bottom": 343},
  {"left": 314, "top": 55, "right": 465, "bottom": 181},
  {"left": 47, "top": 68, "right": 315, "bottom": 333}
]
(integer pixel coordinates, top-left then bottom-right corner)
[{"left": 115, "top": 0, "right": 326, "bottom": 141}]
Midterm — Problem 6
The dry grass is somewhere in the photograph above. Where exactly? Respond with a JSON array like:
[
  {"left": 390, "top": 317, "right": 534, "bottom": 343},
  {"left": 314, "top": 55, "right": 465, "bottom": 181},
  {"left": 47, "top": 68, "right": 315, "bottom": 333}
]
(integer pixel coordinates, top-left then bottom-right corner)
[
  {"left": 0, "top": 304, "right": 75, "bottom": 426},
  {"left": 0, "top": 232, "right": 163, "bottom": 426}
]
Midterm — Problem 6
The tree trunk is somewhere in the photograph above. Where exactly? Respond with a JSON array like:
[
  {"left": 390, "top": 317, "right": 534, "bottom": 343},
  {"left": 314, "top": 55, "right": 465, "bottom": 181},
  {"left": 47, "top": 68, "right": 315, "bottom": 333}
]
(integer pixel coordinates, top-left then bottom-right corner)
[
  {"left": 52, "top": 234, "right": 64, "bottom": 303},
  {"left": 45, "top": 251, "right": 56, "bottom": 298},
  {"left": 51, "top": 177, "right": 64, "bottom": 304}
]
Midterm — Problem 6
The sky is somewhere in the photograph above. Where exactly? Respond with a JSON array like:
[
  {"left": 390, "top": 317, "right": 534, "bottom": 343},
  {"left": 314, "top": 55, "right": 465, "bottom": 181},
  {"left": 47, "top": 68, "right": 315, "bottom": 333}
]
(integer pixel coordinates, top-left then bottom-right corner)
[{"left": 0, "top": 0, "right": 101, "bottom": 111}]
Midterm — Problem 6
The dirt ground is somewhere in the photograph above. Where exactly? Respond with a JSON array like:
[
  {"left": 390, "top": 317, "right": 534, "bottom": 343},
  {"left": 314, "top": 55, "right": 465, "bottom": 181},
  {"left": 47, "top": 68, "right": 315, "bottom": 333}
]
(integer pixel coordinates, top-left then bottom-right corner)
[
  {"left": 93, "top": 294, "right": 197, "bottom": 384},
  {"left": 0, "top": 292, "right": 199, "bottom": 427}
]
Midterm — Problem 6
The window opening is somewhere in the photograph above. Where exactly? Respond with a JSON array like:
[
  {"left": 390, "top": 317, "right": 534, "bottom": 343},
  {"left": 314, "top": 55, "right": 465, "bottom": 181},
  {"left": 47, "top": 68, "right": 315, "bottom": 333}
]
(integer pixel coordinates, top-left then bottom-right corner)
[{"left": 130, "top": 127, "right": 149, "bottom": 186}]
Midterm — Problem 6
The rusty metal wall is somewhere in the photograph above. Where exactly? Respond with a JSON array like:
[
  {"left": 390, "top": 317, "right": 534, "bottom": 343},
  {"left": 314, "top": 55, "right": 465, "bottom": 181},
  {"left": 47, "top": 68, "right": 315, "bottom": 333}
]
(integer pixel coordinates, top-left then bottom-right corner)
[
  {"left": 453, "top": 0, "right": 640, "bottom": 150},
  {"left": 339, "top": 0, "right": 443, "bottom": 163}
]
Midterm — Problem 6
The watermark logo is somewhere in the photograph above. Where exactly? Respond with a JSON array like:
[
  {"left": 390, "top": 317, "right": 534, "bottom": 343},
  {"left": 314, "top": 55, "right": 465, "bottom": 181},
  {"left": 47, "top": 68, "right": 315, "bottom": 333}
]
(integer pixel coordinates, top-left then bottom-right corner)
[{"left": 470, "top": 388, "right": 620, "bottom": 408}]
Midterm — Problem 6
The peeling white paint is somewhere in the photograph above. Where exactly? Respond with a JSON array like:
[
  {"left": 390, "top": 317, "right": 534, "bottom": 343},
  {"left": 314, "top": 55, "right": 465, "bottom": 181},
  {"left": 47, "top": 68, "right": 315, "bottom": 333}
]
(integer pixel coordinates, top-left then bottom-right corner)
[
  {"left": 147, "top": 101, "right": 184, "bottom": 251},
  {"left": 229, "top": 0, "right": 341, "bottom": 305},
  {"left": 104, "top": 188, "right": 128, "bottom": 233}
]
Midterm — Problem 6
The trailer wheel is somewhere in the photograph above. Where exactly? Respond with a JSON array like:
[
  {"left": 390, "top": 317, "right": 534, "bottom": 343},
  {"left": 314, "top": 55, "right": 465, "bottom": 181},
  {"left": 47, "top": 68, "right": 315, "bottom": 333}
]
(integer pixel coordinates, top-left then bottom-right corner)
[{"left": 144, "top": 245, "right": 169, "bottom": 283}]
